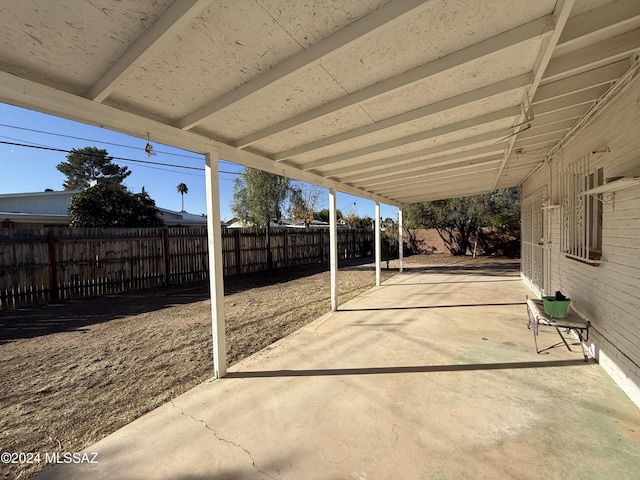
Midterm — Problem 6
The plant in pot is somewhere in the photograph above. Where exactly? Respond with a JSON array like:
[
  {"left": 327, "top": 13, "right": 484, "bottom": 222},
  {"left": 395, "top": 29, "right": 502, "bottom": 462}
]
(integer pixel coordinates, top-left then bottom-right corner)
[{"left": 542, "top": 291, "right": 571, "bottom": 318}]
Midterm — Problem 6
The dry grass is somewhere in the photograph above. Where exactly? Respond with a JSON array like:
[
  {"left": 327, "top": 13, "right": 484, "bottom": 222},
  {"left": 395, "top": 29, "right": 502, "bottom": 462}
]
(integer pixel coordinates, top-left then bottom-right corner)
[
  {"left": 1, "top": 254, "right": 519, "bottom": 479},
  {"left": 0, "top": 259, "right": 395, "bottom": 480}
]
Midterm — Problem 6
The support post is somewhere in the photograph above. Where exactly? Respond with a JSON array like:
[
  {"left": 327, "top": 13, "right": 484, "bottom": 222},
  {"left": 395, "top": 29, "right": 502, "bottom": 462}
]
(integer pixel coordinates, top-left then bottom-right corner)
[
  {"left": 375, "top": 202, "right": 381, "bottom": 286},
  {"left": 398, "top": 208, "right": 403, "bottom": 273},
  {"left": 329, "top": 188, "right": 338, "bottom": 311},
  {"left": 204, "top": 152, "right": 226, "bottom": 378}
]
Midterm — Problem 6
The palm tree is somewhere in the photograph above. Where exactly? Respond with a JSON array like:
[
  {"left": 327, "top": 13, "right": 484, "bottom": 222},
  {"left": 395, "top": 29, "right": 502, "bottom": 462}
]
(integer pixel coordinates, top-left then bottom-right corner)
[{"left": 176, "top": 182, "right": 188, "bottom": 212}]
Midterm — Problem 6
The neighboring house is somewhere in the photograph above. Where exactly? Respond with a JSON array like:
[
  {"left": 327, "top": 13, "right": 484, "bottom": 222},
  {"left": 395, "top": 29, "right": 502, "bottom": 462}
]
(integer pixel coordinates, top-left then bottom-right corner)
[
  {"left": 520, "top": 74, "right": 640, "bottom": 407},
  {"left": 224, "top": 218, "right": 338, "bottom": 229},
  {"left": 0, "top": 190, "right": 208, "bottom": 227}
]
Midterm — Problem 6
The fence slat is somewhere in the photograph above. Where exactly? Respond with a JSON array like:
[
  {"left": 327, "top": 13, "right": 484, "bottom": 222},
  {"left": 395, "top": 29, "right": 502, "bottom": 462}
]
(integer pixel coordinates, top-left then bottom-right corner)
[{"left": 0, "top": 226, "right": 373, "bottom": 310}]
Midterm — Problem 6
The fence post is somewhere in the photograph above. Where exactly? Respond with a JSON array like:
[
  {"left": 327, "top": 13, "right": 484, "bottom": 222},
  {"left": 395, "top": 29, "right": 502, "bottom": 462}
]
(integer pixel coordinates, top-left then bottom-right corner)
[
  {"left": 47, "top": 229, "right": 59, "bottom": 303},
  {"left": 234, "top": 228, "right": 242, "bottom": 275},
  {"left": 284, "top": 229, "right": 289, "bottom": 267},
  {"left": 162, "top": 227, "right": 171, "bottom": 285},
  {"left": 353, "top": 230, "right": 357, "bottom": 258}
]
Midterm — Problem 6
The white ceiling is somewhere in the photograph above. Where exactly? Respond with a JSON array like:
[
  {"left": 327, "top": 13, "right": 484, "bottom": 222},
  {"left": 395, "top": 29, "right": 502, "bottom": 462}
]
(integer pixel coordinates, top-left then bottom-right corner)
[{"left": 0, "top": 0, "right": 638, "bottom": 206}]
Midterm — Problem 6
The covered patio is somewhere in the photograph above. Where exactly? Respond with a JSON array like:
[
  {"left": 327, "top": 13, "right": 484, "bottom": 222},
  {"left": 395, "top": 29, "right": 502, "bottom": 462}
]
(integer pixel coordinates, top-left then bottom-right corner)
[
  {"left": 2, "top": 1, "right": 640, "bottom": 477},
  {"left": 1, "top": 0, "right": 639, "bottom": 381},
  {"left": 34, "top": 262, "right": 640, "bottom": 479}
]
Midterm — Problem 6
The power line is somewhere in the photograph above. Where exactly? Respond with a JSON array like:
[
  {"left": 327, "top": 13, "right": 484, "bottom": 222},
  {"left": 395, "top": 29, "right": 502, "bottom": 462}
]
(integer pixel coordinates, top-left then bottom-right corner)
[
  {"left": 0, "top": 122, "right": 202, "bottom": 159},
  {"left": 0, "top": 134, "right": 50, "bottom": 149},
  {"left": 0, "top": 140, "right": 242, "bottom": 176},
  {"left": 0, "top": 122, "right": 239, "bottom": 166},
  {"left": 0, "top": 133, "right": 183, "bottom": 178}
]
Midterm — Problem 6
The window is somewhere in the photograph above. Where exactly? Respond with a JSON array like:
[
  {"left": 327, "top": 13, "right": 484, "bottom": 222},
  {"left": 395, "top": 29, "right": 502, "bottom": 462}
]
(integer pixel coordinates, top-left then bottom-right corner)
[{"left": 561, "top": 157, "right": 603, "bottom": 262}]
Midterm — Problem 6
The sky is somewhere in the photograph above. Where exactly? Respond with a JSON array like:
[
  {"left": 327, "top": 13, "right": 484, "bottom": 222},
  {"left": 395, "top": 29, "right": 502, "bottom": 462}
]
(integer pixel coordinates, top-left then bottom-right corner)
[{"left": 0, "top": 102, "right": 398, "bottom": 222}]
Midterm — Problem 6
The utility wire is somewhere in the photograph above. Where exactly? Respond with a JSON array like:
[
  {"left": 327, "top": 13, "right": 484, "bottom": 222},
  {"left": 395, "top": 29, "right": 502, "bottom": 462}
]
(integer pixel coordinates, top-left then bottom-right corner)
[
  {"left": 0, "top": 122, "right": 200, "bottom": 159},
  {"left": 0, "top": 122, "right": 239, "bottom": 166},
  {"left": 0, "top": 140, "right": 242, "bottom": 176}
]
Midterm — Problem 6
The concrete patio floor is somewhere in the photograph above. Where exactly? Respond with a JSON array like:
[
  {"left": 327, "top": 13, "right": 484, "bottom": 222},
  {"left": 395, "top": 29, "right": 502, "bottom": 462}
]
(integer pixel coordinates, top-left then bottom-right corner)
[{"left": 35, "top": 262, "right": 640, "bottom": 480}]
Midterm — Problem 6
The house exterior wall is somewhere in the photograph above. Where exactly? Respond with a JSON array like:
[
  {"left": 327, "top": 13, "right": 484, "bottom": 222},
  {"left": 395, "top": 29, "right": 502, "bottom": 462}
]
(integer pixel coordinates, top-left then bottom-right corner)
[{"left": 521, "top": 73, "right": 640, "bottom": 408}]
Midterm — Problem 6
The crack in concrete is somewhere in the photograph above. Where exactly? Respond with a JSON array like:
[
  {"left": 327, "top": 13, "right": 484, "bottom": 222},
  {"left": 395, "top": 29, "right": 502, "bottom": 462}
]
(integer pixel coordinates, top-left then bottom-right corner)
[{"left": 170, "top": 401, "right": 277, "bottom": 479}]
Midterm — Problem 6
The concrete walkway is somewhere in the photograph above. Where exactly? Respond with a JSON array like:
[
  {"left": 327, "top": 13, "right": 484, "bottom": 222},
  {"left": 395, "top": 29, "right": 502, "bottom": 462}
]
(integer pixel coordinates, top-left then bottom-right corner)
[{"left": 35, "top": 262, "right": 640, "bottom": 480}]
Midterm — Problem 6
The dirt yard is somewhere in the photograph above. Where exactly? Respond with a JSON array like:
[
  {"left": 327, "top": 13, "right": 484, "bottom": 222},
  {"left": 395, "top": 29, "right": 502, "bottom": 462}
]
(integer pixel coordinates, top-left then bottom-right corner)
[{"left": 0, "top": 254, "right": 516, "bottom": 480}]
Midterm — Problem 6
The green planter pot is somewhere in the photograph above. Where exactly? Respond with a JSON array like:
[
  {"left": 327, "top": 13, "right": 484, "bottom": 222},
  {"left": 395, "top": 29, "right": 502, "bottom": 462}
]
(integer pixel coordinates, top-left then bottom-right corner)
[{"left": 542, "top": 296, "right": 571, "bottom": 318}]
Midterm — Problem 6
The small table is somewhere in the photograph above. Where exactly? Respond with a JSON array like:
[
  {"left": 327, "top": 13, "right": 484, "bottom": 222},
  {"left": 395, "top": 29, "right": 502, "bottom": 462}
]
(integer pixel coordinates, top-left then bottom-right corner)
[{"left": 526, "top": 297, "right": 590, "bottom": 361}]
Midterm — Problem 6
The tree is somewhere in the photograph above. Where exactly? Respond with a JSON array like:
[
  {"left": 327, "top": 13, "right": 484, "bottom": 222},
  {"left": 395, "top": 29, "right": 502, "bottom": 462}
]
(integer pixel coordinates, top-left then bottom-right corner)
[
  {"left": 342, "top": 213, "right": 373, "bottom": 229},
  {"left": 288, "top": 182, "right": 323, "bottom": 227},
  {"left": 484, "top": 187, "right": 520, "bottom": 228},
  {"left": 176, "top": 182, "right": 188, "bottom": 212},
  {"left": 68, "top": 183, "right": 164, "bottom": 228},
  {"left": 315, "top": 208, "right": 343, "bottom": 224},
  {"left": 231, "top": 167, "right": 290, "bottom": 270},
  {"left": 404, "top": 188, "right": 520, "bottom": 255},
  {"left": 382, "top": 218, "right": 399, "bottom": 269},
  {"left": 56, "top": 147, "right": 131, "bottom": 190}
]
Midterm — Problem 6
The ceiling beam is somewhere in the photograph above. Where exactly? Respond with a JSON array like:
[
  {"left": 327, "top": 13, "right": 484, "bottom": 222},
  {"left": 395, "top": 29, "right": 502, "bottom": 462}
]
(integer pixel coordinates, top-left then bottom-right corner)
[
  {"left": 174, "top": 0, "right": 427, "bottom": 131},
  {"left": 513, "top": 131, "right": 566, "bottom": 149},
  {"left": 331, "top": 132, "right": 508, "bottom": 182},
  {"left": 398, "top": 184, "right": 496, "bottom": 204},
  {"left": 533, "top": 85, "right": 608, "bottom": 115},
  {"left": 273, "top": 73, "right": 531, "bottom": 162},
  {"left": 533, "top": 60, "right": 628, "bottom": 103},
  {"left": 528, "top": 103, "right": 588, "bottom": 125},
  {"left": 300, "top": 106, "right": 519, "bottom": 172},
  {"left": 0, "top": 71, "right": 401, "bottom": 207},
  {"left": 348, "top": 147, "right": 504, "bottom": 187},
  {"left": 86, "top": 0, "right": 211, "bottom": 102},
  {"left": 542, "top": 28, "right": 640, "bottom": 84},
  {"left": 515, "top": 118, "right": 576, "bottom": 140},
  {"left": 374, "top": 171, "right": 499, "bottom": 197},
  {"left": 234, "top": 14, "right": 554, "bottom": 149},
  {"left": 363, "top": 160, "right": 502, "bottom": 193},
  {"left": 555, "top": 0, "right": 640, "bottom": 57},
  {"left": 491, "top": 0, "right": 575, "bottom": 191}
]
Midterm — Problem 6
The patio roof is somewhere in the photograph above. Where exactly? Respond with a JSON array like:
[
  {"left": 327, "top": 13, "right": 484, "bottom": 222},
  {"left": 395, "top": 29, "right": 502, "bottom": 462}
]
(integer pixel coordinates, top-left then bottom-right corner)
[{"left": 1, "top": 0, "right": 639, "bottom": 205}]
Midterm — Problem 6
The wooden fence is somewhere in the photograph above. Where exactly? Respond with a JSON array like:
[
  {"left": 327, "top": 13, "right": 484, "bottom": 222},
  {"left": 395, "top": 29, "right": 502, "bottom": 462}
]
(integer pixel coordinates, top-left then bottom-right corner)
[{"left": 0, "top": 226, "right": 373, "bottom": 311}]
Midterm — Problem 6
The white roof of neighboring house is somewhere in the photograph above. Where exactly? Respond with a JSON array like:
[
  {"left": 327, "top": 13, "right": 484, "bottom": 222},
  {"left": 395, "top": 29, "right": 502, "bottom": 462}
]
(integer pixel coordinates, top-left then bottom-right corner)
[
  {"left": 0, "top": 190, "right": 207, "bottom": 226},
  {"left": 156, "top": 208, "right": 207, "bottom": 226},
  {"left": 225, "top": 218, "right": 347, "bottom": 229},
  {"left": 0, "top": 190, "right": 81, "bottom": 216}
]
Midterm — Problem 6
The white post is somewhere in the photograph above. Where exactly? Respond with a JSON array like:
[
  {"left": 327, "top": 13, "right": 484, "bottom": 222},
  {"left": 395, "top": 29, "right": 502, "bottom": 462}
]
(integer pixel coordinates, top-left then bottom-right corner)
[
  {"left": 398, "top": 208, "right": 404, "bottom": 273},
  {"left": 204, "top": 152, "right": 226, "bottom": 378},
  {"left": 329, "top": 188, "right": 338, "bottom": 311},
  {"left": 375, "top": 201, "right": 381, "bottom": 286}
]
